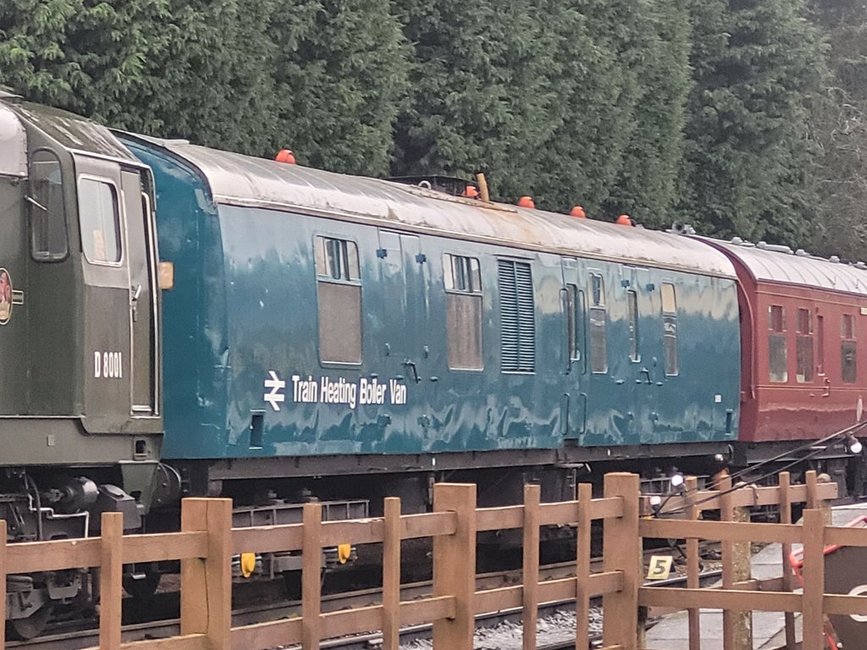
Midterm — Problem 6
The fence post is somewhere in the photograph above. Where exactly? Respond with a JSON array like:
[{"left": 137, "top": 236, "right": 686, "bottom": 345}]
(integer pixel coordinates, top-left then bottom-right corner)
[
  {"left": 719, "top": 474, "right": 752, "bottom": 650},
  {"left": 180, "top": 498, "right": 233, "bottom": 650},
  {"left": 432, "top": 483, "right": 476, "bottom": 650},
  {"left": 805, "top": 469, "right": 818, "bottom": 511},
  {"left": 602, "top": 472, "right": 641, "bottom": 650},
  {"left": 522, "top": 483, "right": 540, "bottom": 650},
  {"left": 801, "top": 509, "right": 826, "bottom": 650},
  {"left": 302, "top": 502, "right": 323, "bottom": 650},
  {"left": 806, "top": 470, "right": 833, "bottom": 525},
  {"left": 575, "top": 482, "right": 593, "bottom": 648},
  {"left": 99, "top": 512, "right": 124, "bottom": 650},
  {"left": 685, "top": 476, "right": 700, "bottom": 650},
  {"left": 778, "top": 472, "right": 797, "bottom": 647},
  {"left": 382, "top": 497, "right": 402, "bottom": 650}
]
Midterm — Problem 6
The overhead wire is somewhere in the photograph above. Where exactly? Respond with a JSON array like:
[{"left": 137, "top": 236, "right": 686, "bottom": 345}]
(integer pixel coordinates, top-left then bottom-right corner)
[{"left": 652, "top": 421, "right": 867, "bottom": 518}]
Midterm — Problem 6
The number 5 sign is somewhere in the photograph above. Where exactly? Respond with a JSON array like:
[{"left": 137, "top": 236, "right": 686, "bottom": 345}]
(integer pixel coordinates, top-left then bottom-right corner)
[{"left": 647, "top": 555, "right": 674, "bottom": 581}]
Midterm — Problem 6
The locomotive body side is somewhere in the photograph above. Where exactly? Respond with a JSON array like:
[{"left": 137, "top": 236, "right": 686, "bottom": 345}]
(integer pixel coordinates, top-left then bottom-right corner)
[
  {"left": 120, "top": 136, "right": 741, "bottom": 508},
  {"left": 0, "top": 96, "right": 164, "bottom": 634},
  {"left": 0, "top": 99, "right": 163, "bottom": 488}
]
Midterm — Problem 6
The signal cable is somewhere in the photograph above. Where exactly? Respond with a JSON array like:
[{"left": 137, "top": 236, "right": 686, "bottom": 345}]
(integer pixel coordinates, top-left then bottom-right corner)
[{"left": 653, "top": 422, "right": 867, "bottom": 518}]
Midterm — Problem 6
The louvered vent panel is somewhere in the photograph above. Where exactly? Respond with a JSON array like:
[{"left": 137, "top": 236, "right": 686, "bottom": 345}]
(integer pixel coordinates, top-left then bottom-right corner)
[{"left": 498, "top": 260, "right": 535, "bottom": 372}]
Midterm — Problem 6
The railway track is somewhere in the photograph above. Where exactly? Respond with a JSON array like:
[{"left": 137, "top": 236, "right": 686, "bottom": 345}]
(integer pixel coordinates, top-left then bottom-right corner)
[{"left": 12, "top": 555, "right": 722, "bottom": 650}]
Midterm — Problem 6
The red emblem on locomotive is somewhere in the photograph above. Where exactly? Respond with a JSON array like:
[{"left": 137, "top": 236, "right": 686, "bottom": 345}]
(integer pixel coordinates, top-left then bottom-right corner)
[{"left": 0, "top": 268, "right": 12, "bottom": 325}]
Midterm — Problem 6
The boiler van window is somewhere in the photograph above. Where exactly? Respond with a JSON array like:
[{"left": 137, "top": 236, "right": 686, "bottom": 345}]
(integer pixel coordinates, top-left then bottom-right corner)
[{"left": 315, "top": 236, "right": 362, "bottom": 364}]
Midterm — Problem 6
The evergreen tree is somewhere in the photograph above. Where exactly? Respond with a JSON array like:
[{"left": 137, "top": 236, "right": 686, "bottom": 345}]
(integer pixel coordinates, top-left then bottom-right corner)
[
  {"left": 803, "top": 1, "right": 867, "bottom": 260},
  {"left": 391, "top": 0, "right": 555, "bottom": 202},
  {"left": 0, "top": 0, "right": 170, "bottom": 116},
  {"left": 530, "top": 0, "right": 639, "bottom": 215},
  {"left": 680, "top": 0, "right": 824, "bottom": 244},
  {"left": 270, "top": 0, "right": 409, "bottom": 176},
  {"left": 604, "top": 0, "right": 692, "bottom": 228}
]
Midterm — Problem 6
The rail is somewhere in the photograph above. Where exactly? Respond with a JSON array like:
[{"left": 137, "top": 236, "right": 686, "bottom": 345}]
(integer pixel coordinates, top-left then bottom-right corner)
[{"left": 0, "top": 471, "right": 849, "bottom": 649}]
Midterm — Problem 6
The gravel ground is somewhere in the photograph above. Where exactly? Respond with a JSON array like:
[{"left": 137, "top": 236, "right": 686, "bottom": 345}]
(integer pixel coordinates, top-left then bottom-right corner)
[{"left": 400, "top": 607, "right": 602, "bottom": 649}]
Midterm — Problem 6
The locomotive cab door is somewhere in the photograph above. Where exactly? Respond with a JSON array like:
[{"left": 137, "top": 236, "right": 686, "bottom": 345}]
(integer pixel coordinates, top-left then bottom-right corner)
[
  {"left": 74, "top": 155, "right": 157, "bottom": 431},
  {"left": 121, "top": 169, "right": 157, "bottom": 416}
]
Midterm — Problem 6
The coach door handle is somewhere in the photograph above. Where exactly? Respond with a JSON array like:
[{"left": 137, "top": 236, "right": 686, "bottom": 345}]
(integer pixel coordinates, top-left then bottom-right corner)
[
  {"left": 404, "top": 360, "right": 420, "bottom": 383},
  {"left": 822, "top": 377, "right": 831, "bottom": 397},
  {"left": 130, "top": 284, "right": 142, "bottom": 322}
]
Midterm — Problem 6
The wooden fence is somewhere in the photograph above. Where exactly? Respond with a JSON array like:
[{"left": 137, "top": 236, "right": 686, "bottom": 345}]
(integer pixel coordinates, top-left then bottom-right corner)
[
  {"left": 637, "top": 470, "right": 864, "bottom": 650},
  {"left": 0, "top": 471, "right": 860, "bottom": 650}
]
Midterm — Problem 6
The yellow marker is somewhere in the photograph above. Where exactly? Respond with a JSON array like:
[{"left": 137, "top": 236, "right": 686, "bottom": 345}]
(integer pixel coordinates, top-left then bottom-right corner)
[
  {"left": 240, "top": 552, "right": 256, "bottom": 578},
  {"left": 646, "top": 555, "right": 674, "bottom": 581},
  {"left": 158, "top": 261, "right": 174, "bottom": 290},
  {"left": 337, "top": 543, "right": 352, "bottom": 564}
]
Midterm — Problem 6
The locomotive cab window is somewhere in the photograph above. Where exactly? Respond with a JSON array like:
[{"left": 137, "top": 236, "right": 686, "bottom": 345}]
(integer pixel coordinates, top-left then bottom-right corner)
[
  {"left": 795, "top": 308, "right": 813, "bottom": 383},
  {"left": 315, "top": 236, "right": 361, "bottom": 364},
  {"left": 661, "top": 283, "right": 678, "bottom": 376},
  {"left": 842, "top": 314, "right": 857, "bottom": 384},
  {"left": 29, "top": 149, "right": 68, "bottom": 261},
  {"left": 444, "top": 254, "right": 483, "bottom": 370},
  {"left": 768, "top": 305, "right": 788, "bottom": 383},
  {"left": 78, "top": 177, "right": 121, "bottom": 264},
  {"left": 498, "top": 260, "right": 535, "bottom": 372},
  {"left": 589, "top": 273, "right": 607, "bottom": 373}
]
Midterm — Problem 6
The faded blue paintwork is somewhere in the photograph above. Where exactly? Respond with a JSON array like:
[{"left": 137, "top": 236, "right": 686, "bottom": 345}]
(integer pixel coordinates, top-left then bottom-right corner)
[{"left": 122, "top": 136, "right": 740, "bottom": 461}]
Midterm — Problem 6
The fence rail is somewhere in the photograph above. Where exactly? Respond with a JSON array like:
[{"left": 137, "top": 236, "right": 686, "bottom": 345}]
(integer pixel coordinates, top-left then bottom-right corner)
[{"left": 0, "top": 471, "right": 857, "bottom": 650}]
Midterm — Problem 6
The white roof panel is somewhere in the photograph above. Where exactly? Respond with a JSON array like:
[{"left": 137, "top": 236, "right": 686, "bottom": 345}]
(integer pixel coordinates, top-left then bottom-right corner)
[
  {"left": 712, "top": 239, "right": 867, "bottom": 295},
  {"left": 140, "top": 138, "right": 737, "bottom": 279}
]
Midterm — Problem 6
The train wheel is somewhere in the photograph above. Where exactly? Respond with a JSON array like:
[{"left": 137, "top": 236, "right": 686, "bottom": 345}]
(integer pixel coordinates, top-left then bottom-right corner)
[{"left": 8, "top": 606, "right": 52, "bottom": 640}]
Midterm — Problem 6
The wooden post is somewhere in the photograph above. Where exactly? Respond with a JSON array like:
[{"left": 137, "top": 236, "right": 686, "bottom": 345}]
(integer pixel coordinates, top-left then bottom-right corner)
[
  {"left": 801, "top": 509, "right": 826, "bottom": 650},
  {"left": 602, "top": 473, "right": 641, "bottom": 650},
  {"left": 805, "top": 469, "right": 818, "bottom": 510},
  {"left": 522, "top": 483, "right": 540, "bottom": 650},
  {"left": 719, "top": 474, "right": 751, "bottom": 650},
  {"left": 302, "top": 502, "right": 323, "bottom": 650},
  {"left": 575, "top": 482, "right": 592, "bottom": 648},
  {"left": 180, "top": 498, "right": 233, "bottom": 650},
  {"left": 778, "top": 472, "right": 796, "bottom": 648},
  {"left": 815, "top": 471, "right": 834, "bottom": 525},
  {"left": 0, "top": 520, "right": 7, "bottom": 650},
  {"left": 382, "top": 497, "right": 401, "bottom": 650},
  {"left": 99, "top": 512, "right": 124, "bottom": 650},
  {"left": 685, "top": 477, "right": 700, "bottom": 650},
  {"left": 432, "top": 483, "right": 477, "bottom": 650}
]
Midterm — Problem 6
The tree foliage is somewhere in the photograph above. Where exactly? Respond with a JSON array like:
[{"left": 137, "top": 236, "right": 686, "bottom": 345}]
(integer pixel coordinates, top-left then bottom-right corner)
[
  {"left": 602, "top": 0, "right": 692, "bottom": 228},
  {"left": 680, "top": 0, "right": 824, "bottom": 245},
  {"left": 0, "top": 0, "right": 861, "bottom": 250},
  {"left": 390, "top": 0, "right": 555, "bottom": 200},
  {"left": 806, "top": 0, "right": 867, "bottom": 260},
  {"left": 271, "top": 0, "right": 408, "bottom": 175}
]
